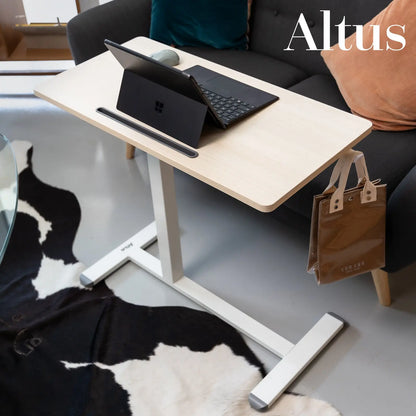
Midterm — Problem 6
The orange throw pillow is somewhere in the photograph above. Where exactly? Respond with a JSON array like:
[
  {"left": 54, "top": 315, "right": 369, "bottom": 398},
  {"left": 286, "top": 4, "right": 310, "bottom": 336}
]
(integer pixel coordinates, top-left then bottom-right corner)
[{"left": 321, "top": 0, "right": 416, "bottom": 131}]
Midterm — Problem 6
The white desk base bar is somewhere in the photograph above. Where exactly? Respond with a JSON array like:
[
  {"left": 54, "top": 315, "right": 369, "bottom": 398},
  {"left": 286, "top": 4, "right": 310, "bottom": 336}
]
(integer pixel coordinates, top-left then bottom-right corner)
[
  {"left": 80, "top": 222, "right": 157, "bottom": 287},
  {"left": 80, "top": 156, "right": 345, "bottom": 410},
  {"left": 81, "top": 222, "right": 296, "bottom": 358},
  {"left": 249, "top": 312, "right": 344, "bottom": 410}
]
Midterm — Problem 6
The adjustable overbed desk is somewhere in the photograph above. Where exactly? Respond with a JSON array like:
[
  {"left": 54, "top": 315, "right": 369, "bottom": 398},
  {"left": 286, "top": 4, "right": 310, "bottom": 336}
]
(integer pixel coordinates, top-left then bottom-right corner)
[{"left": 34, "top": 36, "right": 372, "bottom": 410}]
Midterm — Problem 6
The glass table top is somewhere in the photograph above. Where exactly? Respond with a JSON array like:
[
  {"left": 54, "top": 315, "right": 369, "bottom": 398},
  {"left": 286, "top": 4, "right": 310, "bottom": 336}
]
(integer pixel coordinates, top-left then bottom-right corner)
[{"left": 0, "top": 134, "right": 18, "bottom": 264}]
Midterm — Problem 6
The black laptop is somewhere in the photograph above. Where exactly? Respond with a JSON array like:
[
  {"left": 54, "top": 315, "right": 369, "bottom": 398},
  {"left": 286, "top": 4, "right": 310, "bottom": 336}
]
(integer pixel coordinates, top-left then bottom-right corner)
[{"left": 104, "top": 39, "right": 278, "bottom": 147}]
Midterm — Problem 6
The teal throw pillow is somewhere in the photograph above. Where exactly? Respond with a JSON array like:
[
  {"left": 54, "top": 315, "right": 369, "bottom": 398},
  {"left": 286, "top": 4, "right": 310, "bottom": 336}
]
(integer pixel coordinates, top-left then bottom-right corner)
[{"left": 150, "top": 0, "right": 248, "bottom": 50}]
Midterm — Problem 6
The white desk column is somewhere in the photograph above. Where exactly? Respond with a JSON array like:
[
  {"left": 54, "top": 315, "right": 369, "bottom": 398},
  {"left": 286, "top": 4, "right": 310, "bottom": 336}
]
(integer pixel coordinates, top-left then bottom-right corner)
[{"left": 147, "top": 155, "right": 184, "bottom": 284}]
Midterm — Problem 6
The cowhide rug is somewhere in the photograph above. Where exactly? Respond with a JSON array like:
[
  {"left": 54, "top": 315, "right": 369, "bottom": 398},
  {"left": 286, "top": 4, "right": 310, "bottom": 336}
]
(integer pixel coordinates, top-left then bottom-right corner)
[{"left": 0, "top": 141, "right": 341, "bottom": 416}]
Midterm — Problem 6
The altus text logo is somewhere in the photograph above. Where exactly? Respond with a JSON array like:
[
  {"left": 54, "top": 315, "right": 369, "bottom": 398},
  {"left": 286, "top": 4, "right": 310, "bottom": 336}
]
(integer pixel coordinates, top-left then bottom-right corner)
[{"left": 285, "top": 10, "right": 406, "bottom": 51}]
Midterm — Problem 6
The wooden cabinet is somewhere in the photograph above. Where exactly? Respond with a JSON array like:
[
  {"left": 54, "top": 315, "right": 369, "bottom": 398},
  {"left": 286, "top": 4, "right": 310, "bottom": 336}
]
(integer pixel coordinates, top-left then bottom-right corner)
[
  {"left": 9, "top": 23, "right": 72, "bottom": 60},
  {"left": 0, "top": 0, "right": 80, "bottom": 61}
]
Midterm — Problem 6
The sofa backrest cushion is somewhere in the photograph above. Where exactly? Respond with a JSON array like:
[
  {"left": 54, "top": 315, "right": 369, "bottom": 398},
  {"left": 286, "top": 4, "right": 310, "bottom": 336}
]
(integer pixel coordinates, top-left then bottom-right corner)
[
  {"left": 249, "top": 0, "right": 392, "bottom": 75},
  {"left": 150, "top": 0, "right": 249, "bottom": 50}
]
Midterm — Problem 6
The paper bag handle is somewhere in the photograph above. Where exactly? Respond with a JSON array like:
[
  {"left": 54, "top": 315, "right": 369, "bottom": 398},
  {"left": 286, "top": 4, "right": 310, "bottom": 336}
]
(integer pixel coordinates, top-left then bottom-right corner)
[{"left": 324, "top": 150, "right": 377, "bottom": 213}]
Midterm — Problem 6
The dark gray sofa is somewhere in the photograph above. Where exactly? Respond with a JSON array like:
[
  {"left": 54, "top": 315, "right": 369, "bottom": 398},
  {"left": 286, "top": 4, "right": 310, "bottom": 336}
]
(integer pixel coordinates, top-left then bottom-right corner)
[{"left": 67, "top": 0, "right": 416, "bottom": 305}]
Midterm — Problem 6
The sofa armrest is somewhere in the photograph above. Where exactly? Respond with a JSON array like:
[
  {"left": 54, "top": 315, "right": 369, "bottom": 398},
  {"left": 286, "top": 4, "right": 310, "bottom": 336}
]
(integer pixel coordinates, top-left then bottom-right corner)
[
  {"left": 67, "top": 0, "right": 151, "bottom": 64},
  {"left": 385, "top": 165, "right": 416, "bottom": 272}
]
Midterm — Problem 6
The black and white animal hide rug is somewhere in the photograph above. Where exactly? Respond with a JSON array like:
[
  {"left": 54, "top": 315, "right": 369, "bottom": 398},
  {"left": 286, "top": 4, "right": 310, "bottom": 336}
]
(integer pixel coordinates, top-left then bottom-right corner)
[{"left": 0, "top": 141, "right": 341, "bottom": 416}]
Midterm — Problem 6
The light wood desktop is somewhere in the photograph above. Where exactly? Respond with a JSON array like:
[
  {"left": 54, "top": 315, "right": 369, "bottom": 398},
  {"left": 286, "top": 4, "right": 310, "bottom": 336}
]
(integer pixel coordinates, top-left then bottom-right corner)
[
  {"left": 35, "top": 36, "right": 371, "bottom": 212},
  {"left": 34, "top": 37, "right": 372, "bottom": 410}
]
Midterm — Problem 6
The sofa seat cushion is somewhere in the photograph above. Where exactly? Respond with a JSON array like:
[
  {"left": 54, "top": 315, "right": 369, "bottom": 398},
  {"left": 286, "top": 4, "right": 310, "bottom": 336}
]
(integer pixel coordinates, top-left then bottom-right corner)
[
  {"left": 179, "top": 46, "right": 308, "bottom": 88},
  {"left": 280, "top": 74, "right": 416, "bottom": 219}
]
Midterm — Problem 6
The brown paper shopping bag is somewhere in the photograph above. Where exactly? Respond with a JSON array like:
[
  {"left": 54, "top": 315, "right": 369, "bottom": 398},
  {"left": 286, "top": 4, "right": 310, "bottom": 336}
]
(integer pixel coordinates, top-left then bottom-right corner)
[{"left": 307, "top": 149, "right": 386, "bottom": 284}]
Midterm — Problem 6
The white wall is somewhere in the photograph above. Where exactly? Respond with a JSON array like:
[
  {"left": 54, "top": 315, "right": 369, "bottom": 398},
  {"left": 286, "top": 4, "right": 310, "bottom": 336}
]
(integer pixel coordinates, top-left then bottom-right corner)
[
  {"left": 22, "top": 0, "right": 78, "bottom": 23},
  {"left": 79, "top": 0, "right": 113, "bottom": 12}
]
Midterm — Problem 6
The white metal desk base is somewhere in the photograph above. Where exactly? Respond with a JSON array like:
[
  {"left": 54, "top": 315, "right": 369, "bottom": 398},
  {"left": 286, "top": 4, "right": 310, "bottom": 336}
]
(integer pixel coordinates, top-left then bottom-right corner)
[{"left": 80, "top": 155, "right": 344, "bottom": 411}]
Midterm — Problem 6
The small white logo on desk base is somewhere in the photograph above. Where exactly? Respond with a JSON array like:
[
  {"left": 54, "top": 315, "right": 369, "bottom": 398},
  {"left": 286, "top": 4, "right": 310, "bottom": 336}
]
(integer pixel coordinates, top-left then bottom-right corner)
[{"left": 121, "top": 242, "right": 133, "bottom": 252}]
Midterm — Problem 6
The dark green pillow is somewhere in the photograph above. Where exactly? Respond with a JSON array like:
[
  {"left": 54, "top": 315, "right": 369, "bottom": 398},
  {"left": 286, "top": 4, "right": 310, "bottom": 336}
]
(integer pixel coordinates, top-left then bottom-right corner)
[{"left": 150, "top": 0, "right": 248, "bottom": 50}]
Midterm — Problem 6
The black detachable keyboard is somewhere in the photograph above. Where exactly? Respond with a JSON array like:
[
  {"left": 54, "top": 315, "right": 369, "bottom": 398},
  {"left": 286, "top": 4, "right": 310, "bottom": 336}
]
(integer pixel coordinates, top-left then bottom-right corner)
[{"left": 199, "top": 86, "right": 256, "bottom": 125}]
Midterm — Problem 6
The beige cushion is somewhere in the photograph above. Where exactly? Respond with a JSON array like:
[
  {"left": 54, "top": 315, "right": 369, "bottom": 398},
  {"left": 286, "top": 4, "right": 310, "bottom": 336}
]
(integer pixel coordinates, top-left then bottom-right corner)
[{"left": 321, "top": 0, "right": 416, "bottom": 131}]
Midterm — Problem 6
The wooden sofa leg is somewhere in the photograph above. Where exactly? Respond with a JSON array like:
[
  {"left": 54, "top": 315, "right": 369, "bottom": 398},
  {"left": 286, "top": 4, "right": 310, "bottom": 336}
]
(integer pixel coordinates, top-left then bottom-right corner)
[
  {"left": 126, "top": 143, "right": 135, "bottom": 159},
  {"left": 371, "top": 269, "right": 391, "bottom": 306}
]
